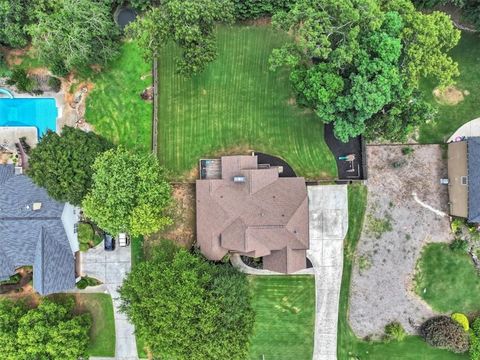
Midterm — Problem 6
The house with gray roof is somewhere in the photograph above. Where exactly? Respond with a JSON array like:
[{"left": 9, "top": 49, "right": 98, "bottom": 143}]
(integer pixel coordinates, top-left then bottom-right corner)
[
  {"left": 0, "top": 164, "right": 79, "bottom": 295},
  {"left": 447, "top": 137, "right": 480, "bottom": 222},
  {"left": 196, "top": 155, "right": 309, "bottom": 273}
]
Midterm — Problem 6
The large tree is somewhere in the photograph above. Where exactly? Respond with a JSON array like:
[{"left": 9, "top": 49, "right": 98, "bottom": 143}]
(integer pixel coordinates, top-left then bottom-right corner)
[
  {"left": 0, "top": 298, "right": 91, "bottom": 360},
  {"left": 270, "top": 0, "right": 460, "bottom": 142},
  {"left": 119, "top": 241, "right": 255, "bottom": 359},
  {"left": 0, "top": 0, "right": 30, "bottom": 48},
  {"left": 127, "top": 0, "right": 234, "bottom": 75},
  {"left": 82, "top": 147, "right": 172, "bottom": 236},
  {"left": 28, "top": 127, "right": 113, "bottom": 206},
  {"left": 29, "top": 0, "right": 119, "bottom": 74}
]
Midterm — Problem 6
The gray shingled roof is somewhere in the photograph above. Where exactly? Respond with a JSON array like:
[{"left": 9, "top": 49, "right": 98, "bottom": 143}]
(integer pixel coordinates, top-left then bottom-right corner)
[
  {"left": 0, "top": 165, "right": 75, "bottom": 295},
  {"left": 468, "top": 138, "right": 480, "bottom": 223}
]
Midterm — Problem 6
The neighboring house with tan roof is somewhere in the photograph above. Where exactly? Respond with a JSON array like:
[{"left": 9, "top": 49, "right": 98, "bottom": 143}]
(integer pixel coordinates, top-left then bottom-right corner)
[
  {"left": 448, "top": 137, "right": 480, "bottom": 222},
  {"left": 196, "top": 155, "right": 309, "bottom": 273}
]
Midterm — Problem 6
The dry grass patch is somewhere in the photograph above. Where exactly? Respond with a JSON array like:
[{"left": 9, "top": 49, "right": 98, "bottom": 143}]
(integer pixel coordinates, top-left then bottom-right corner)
[
  {"left": 145, "top": 183, "right": 196, "bottom": 255},
  {"left": 433, "top": 85, "right": 466, "bottom": 105}
]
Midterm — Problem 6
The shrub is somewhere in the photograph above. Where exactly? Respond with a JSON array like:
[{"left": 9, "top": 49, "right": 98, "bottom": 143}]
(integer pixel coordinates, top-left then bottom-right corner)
[
  {"left": 6, "top": 68, "right": 35, "bottom": 93},
  {"left": 47, "top": 76, "right": 62, "bottom": 92},
  {"left": 76, "top": 278, "right": 88, "bottom": 289},
  {"left": 451, "top": 313, "right": 469, "bottom": 331},
  {"left": 470, "top": 318, "right": 480, "bottom": 360},
  {"left": 384, "top": 321, "right": 407, "bottom": 342},
  {"left": 233, "top": 0, "right": 294, "bottom": 20},
  {"left": 0, "top": 273, "right": 21, "bottom": 286},
  {"left": 50, "top": 59, "right": 69, "bottom": 77},
  {"left": 402, "top": 147, "right": 414, "bottom": 155},
  {"left": 451, "top": 218, "right": 464, "bottom": 235},
  {"left": 450, "top": 238, "right": 469, "bottom": 252},
  {"left": 420, "top": 316, "right": 469, "bottom": 353}
]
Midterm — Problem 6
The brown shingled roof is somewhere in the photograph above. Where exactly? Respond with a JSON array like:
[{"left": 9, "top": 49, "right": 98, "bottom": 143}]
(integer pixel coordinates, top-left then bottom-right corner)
[{"left": 196, "top": 155, "right": 309, "bottom": 273}]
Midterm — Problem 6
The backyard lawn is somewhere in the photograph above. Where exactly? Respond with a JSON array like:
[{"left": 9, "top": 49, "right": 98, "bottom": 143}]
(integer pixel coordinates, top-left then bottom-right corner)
[
  {"left": 419, "top": 31, "right": 480, "bottom": 143},
  {"left": 74, "top": 293, "right": 116, "bottom": 357},
  {"left": 158, "top": 25, "right": 337, "bottom": 179},
  {"left": 249, "top": 276, "right": 315, "bottom": 360},
  {"left": 85, "top": 41, "right": 152, "bottom": 152},
  {"left": 337, "top": 186, "right": 466, "bottom": 359},
  {"left": 415, "top": 243, "right": 480, "bottom": 314}
]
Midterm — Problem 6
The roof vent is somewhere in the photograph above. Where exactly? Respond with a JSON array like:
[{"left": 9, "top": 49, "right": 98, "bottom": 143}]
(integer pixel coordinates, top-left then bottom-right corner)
[
  {"left": 233, "top": 176, "right": 246, "bottom": 183},
  {"left": 14, "top": 166, "right": 23, "bottom": 175},
  {"left": 32, "top": 202, "right": 42, "bottom": 211}
]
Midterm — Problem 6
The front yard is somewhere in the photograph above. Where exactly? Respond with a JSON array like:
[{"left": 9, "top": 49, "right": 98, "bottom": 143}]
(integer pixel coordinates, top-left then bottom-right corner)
[
  {"left": 338, "top": 186, "right": 466, "bottom": 359},
  {"left": 415, "top": 243, "right": 480, "bottom": 313},
  {"left": 74, "top": 293, "right": 116, "bottom": 357},
  {"left": 157, "top": 25, "right": 337, "bottom": 180},
  {"left": 0, "top": 293, "right": 116, "bottom": 357},
  {"left": 248, "top": 276, "right": 315, "bottom": 360},
  {"left": 349, "top": 145, "right": 452, "bottom": 337}
]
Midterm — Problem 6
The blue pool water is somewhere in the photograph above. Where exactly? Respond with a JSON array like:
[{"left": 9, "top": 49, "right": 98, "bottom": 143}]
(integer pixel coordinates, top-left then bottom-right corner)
[{"left": 0, "top": 98, "right": 58, "bottom": 136}]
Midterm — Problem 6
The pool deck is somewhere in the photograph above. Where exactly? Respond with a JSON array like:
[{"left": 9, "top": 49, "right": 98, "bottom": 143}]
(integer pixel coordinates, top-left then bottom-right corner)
[{"left": 0, "top": 126, "right": 37, "bottom": 148}]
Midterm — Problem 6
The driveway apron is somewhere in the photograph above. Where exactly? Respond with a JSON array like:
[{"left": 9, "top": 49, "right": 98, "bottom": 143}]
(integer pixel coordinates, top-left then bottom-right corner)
[{"left": 307, "top": 185, "right": 348, "bottom": 360}]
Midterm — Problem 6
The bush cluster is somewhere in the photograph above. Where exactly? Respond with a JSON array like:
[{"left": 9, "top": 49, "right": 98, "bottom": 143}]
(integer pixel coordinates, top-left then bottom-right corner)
[
  {"left": 233, "top": 0, "right": 294, "bottom": 20},
  {"left": 451, "top": 313, "right": 469, "bottom": 331},
  {"left": 384, "top": 321, "right": 407, "bottom": 342},
  {"left": 47, "top": 76, "right": 62, "bottom": 92},
  {"left": 76, "top": 276, "right": 100, "bottom": 290},
  {"left": 450, "top": 238, "right": 469, "bottom": 253},
  {"left": 6, "top": 68, "right": 35, "bottom": 93},
  {"left": 420, "top": 316, "right": 469, "bottom": 353}
]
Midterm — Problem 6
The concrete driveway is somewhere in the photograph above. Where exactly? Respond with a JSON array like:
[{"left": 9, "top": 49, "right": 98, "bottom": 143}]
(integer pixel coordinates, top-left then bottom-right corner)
[
  {"left": 81, "top": 242, "right": 138, "bottom": 360},
  {"left": 307, "top": 185, "right": 348, "bottom": 360}
]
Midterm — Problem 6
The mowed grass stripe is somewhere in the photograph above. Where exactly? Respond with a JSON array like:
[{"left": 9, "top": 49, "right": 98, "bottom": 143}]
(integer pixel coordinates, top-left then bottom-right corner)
[
  {"left": 158, "top": 25, "right": 337, "bottom": 179},
  {"left": 249, "top": 276, "right": 315, "bottom": 360},
  {"left": 85, "top": 41, "right": 152, "bottom": 152}
]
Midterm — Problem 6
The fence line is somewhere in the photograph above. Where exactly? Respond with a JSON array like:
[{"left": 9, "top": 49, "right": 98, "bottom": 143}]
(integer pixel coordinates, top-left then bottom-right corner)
[{"left": 152, "top": 57, "right": 159, "bottom": 154}]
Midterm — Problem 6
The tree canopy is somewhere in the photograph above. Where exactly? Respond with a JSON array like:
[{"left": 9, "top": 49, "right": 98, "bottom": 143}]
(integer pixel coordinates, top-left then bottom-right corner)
[
  {"left": 270, "top": 0, "right": 460, "bottom": 142},
  {"left": 0, "top": 298, "right": 91, "bottom": 360},
  {"left": 29, "top": 0, "right": 119, "bottom": 74},
  {"left": 0, "top": 0, "right": 31, "bottom": 48},
  {"left": 119, "top": 241, "right": 255, "bottom": 359},
  {"left": 28, "top": 126, "right": 113, "bottom": 206},
  {"left": 82, "top": 147, "right": 172, "bottom": 236},
  {"left": 127, "top": 0, "right": 234, "bottom": 75}
]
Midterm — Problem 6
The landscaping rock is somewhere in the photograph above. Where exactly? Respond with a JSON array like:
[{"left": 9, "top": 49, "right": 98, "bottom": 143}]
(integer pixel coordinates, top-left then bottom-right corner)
[{"left": 141, "top": 86, "right": 154, "bottom": 101}]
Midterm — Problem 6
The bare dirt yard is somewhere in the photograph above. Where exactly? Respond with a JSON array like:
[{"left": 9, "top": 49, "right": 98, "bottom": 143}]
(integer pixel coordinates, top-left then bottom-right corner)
[
  {"left": 349, "top": 145, "right": 453, "bottom": 338},
  {"left": 145, "top": 183, "right": 196, "bottom": 256}
]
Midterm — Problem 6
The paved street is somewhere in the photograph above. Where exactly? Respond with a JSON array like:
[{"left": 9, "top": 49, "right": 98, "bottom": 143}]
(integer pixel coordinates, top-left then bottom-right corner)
[
  {"left": 307, "top": 185, "right": 348, "bottom": 360},
  {"left": 81, "top": 243, "right": 139, "bottom": 360}
]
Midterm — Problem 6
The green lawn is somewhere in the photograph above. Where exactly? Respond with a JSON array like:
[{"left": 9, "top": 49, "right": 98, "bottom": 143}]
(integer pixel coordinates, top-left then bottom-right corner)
[
  {"left": 129, "top": 235, "right": 148, "bottom": 359},
  {"left": 85, "top": 40, "right": 152, "bottom": 152},
  {"left": 72, "top": 293, "right": 116, "bottom": 357},
  {"left": 419, "top": 31, "right": 480, "bottom": 143},
  {"left": 415, "top": 243, "right": 480, "bottom": 314},
  {"left": 158, "top": 25, "right": 337, "bottom": 179},
  {"left": 248, "top": 276, "right": 315, "bottom": 360},
  {"left": 337, "top": 186, "right": 466, "bottom": 359}
]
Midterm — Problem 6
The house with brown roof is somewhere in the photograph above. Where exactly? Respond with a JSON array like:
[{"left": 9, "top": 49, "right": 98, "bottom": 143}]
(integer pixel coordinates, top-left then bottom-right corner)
[{"left": 196, "top": 155, "right": 309, "bottom": 273}]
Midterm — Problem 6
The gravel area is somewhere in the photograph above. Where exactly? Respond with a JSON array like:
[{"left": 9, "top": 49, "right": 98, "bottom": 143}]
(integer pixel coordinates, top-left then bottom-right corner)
[{"left": 349, "top": 145, "right": 453, "bottom": 338}]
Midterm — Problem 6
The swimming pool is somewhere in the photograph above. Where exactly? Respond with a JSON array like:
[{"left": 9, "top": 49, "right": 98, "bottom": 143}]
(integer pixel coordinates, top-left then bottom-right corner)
[{"left": 0, "top": 98, "right": 58, "bottom": 137}]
